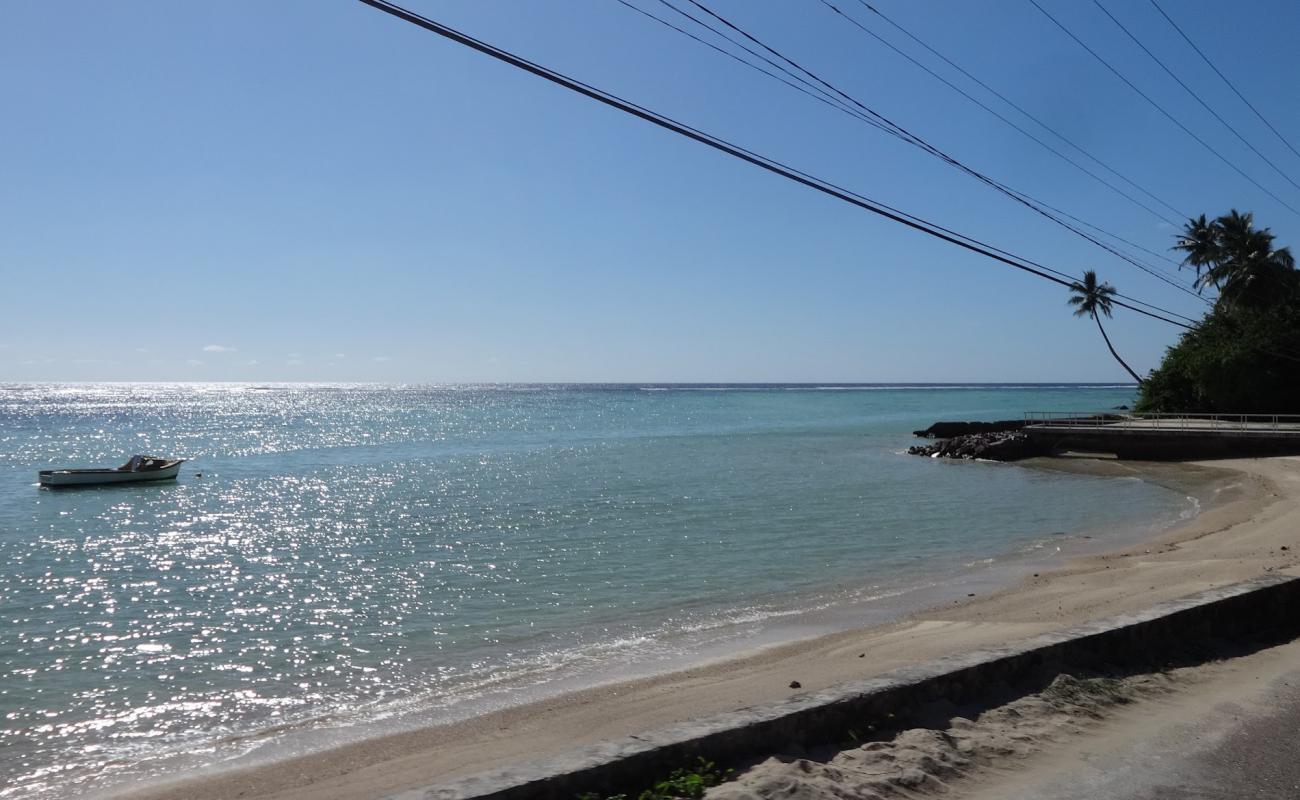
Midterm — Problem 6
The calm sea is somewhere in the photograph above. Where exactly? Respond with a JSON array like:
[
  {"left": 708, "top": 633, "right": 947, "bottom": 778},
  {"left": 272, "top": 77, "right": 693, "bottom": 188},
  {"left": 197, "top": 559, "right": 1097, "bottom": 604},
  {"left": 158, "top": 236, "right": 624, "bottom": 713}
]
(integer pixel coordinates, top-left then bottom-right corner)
[{"left": 0, "top": 383, "right": 1196, "bottom": 797}]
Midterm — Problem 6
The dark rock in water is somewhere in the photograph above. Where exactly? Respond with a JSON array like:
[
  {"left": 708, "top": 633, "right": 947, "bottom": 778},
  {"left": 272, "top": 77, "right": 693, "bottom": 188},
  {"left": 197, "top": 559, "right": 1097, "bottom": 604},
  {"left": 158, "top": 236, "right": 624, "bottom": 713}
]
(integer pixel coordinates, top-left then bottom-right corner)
[
  {"left": 1113, "top": 404, "right": 1130, "bottom": 410},
  {"left": 912, "top": 420, "right": 1026, "bottom": 438},
  {"left": 907, "top": 415, "right": 1128, "bottom": 461},
  {"left": 906, "top": 431, "right": 1049, "bottom": 461},
  {"left": 788, "top": 680, "right": 802, "bottom": 689}
]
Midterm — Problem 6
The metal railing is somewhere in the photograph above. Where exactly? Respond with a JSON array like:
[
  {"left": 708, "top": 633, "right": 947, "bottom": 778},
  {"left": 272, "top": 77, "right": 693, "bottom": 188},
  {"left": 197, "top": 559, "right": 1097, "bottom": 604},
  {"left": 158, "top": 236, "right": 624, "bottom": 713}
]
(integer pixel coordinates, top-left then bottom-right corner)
[{"left": 1024, "top": 411, "right": 1300, "bottom": 433}]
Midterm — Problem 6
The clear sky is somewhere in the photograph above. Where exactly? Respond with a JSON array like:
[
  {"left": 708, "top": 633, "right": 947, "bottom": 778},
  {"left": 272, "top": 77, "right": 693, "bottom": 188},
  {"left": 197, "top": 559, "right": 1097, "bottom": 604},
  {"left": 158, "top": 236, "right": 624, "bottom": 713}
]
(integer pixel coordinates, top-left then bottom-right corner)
[{"left": 3, "top": 0, "right": 1299, "bottom": 383}]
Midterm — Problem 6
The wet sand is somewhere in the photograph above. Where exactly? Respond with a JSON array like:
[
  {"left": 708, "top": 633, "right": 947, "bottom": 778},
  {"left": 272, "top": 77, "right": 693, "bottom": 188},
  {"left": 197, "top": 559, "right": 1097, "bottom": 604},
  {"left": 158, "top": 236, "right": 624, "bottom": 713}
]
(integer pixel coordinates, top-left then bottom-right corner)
[{"left": 123, "top": 456, "right": 1300, "bottom": 800}]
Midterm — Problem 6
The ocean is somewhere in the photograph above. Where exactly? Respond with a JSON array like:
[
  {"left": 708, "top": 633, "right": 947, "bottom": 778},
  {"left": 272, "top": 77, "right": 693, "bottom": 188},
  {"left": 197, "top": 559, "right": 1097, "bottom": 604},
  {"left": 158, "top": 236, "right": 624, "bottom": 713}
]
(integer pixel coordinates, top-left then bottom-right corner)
[{"left": 0, "top": 383, "right": 1198, "bottom": 797}]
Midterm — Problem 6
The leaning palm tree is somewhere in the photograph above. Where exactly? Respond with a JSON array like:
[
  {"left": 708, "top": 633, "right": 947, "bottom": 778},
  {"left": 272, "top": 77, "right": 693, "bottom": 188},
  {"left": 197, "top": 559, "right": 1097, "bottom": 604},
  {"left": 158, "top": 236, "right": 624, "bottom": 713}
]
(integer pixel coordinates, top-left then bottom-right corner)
[{"left": 1067, "top": 270, "right": 1144, "bottom": 385}]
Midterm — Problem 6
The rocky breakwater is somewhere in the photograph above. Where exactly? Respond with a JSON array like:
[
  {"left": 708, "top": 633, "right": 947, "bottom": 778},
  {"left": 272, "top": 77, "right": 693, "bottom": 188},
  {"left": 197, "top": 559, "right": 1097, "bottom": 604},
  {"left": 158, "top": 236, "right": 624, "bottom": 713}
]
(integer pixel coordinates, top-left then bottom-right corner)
[
  {"left": 908, "top": 415, "right": 1125, "bottom": 461},
  {"left": 907, "top": 430, "right": 1046, "bottom": 461},
  {"left": 908, "top": 419, "right": 1048, "bottom": 462},
  {"left": 911, "top": 420, "right": 1028, "bottom": 438}
]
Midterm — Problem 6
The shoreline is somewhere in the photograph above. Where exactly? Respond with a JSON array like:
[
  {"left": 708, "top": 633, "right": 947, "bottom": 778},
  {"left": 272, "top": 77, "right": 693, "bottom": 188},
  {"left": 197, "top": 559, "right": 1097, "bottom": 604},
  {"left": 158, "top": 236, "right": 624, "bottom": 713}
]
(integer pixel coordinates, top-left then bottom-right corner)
[
  {"left": 117, "top": 455, "right": 1300, "bottom": 800},
  {"left": 121, "top": 459, "right": 1205, "bottom": 791}
]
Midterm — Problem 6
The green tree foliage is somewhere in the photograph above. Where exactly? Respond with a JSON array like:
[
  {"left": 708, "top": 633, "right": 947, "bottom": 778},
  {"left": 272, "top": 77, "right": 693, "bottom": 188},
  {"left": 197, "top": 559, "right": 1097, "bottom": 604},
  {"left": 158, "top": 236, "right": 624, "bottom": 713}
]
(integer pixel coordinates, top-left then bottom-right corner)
[
  {"left": 1137, "top": 211, "right": 1300, "bottom": 412},
  {"left": 1137, "top": 304, "right": 1300, "bottom": 412},
  {"left": 1174, "top": 210, "right": 1297, "bottom": 308}
]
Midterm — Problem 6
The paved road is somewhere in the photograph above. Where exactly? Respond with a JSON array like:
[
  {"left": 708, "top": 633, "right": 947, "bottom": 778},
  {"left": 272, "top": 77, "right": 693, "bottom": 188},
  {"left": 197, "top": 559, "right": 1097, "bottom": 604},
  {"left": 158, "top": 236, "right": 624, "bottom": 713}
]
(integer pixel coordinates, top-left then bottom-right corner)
[
  {"left": 1090, "top": 687, "right": 1300, "bottom": 800},
  {"left": 957, "top": 643, "right": 1300, "bottom": 800}
]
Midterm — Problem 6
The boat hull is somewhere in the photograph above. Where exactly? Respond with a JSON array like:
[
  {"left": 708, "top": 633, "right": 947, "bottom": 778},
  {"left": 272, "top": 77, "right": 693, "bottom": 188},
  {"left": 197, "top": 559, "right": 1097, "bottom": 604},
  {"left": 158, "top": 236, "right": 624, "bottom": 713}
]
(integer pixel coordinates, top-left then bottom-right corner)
[{"left": 39, "top": 461, "right": 184, "bottom": 487}]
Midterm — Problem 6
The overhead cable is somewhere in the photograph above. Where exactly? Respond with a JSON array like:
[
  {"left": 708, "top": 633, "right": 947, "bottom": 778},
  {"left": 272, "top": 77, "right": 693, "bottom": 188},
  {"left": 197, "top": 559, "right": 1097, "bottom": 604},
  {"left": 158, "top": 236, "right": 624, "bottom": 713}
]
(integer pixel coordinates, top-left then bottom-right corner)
[
  {"left": 1027, "top": 0, "right": 1300, "bottom": 219},
  {"left": 662, "top": 0, "right": 1207, "bottom": 301},
  {"left": 820, "top": 0, "right": 1184, "bottom": 226},
  {"left": 1092, "top": 0, "right": 1300, "bottom": 195},
  {"left": 622, "top": 0, "right": 1188, "bottom": 280},
  {"left": 355, "top": 0, "right": 1197, "bottom": 328},
  {"left": 612, "top": 0, "right": 895, "bottom": 135},
  {"left": 849, "top": 0, "right": 1187, "bottom": 223},
  {"left": 1149, "top": 0, "right": 1300, "bottom": 166}
]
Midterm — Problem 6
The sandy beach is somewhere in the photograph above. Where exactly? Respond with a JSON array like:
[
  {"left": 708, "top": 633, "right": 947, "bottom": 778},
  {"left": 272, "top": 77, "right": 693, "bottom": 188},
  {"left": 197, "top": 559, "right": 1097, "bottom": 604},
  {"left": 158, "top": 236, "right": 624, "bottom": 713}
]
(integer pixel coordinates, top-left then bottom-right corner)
[{"left": 123, "top": 455, "right": 1300, "bottom": 800}]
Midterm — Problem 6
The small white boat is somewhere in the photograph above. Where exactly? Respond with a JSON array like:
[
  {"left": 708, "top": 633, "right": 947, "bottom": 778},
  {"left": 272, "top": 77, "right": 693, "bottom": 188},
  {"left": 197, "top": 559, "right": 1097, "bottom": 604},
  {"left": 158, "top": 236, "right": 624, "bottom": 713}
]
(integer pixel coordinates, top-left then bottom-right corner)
[{"left": 39, "top": 455, "right": 185, "bottom": 487}]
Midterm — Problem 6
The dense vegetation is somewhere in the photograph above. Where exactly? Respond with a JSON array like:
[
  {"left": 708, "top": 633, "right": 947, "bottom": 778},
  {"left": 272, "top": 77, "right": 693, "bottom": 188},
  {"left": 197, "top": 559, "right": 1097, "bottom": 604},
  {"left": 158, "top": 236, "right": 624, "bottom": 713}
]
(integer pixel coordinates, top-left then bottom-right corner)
[{"left": 1134, "top": 210, "right": 1300, "bottom": 413}]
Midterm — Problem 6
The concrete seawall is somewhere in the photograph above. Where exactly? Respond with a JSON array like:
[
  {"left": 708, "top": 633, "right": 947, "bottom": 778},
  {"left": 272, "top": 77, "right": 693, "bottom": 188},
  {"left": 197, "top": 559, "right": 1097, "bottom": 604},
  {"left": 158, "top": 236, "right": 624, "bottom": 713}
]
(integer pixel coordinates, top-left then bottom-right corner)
[
  {"left": 1024, "top": 425, "right": 1300, "bottom": 460},
  {"left": 406, "top": 573, "right": 1300, "bottom": 800}
]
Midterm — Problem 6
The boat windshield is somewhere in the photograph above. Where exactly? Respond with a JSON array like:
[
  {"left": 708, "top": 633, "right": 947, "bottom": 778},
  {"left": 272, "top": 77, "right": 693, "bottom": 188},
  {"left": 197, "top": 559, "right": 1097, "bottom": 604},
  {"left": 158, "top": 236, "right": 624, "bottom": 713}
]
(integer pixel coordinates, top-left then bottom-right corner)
[{"left": 120, "top": 455, "right": 156, "bottom": 471}]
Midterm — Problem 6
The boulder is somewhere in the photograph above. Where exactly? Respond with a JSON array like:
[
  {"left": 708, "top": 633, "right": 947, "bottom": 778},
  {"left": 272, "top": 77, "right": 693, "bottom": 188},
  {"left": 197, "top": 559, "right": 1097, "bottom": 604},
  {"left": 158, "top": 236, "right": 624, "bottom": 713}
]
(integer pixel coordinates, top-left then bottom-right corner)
[
  {"left": 906, "top": 431, "right": 1048, "bottom": 462},
  {"left": 912, "top": 420, "right": 1026, "bottom": 438}
]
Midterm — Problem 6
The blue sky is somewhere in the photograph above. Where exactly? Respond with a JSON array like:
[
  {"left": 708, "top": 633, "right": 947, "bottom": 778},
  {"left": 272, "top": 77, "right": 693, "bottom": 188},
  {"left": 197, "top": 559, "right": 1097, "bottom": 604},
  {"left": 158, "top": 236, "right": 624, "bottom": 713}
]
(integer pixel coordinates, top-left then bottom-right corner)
[{"left": 3, "top": 0, "right": 1298, "bottom": 382}]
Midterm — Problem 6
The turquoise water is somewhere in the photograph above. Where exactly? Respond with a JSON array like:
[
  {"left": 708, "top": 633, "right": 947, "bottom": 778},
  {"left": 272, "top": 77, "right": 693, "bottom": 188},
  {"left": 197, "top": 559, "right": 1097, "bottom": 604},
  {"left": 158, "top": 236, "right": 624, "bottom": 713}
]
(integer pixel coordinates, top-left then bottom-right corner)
[{"left": 0, "top": 383, "right": 1192, "bottom": 797}]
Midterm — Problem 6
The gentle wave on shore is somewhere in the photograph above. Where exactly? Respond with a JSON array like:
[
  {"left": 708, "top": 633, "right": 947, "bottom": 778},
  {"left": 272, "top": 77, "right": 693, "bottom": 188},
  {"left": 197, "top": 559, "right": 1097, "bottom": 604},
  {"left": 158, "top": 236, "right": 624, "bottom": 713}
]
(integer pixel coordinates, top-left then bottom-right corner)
[{"left": 0, "top": 383, "right": 1192, "bottom": 798}]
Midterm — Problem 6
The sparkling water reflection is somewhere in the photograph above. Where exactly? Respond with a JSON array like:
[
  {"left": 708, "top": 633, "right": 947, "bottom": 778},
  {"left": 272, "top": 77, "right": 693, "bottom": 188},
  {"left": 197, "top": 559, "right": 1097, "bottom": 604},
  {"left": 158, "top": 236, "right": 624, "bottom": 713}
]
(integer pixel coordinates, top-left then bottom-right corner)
[{"left": 0, "top": 383, "right": 1189, "bottom": 797}]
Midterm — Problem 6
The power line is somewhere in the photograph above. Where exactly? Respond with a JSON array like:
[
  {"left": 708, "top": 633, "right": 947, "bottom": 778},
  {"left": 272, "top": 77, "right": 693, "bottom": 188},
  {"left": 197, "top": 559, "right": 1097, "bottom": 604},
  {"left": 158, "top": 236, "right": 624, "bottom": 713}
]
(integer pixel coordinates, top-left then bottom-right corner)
[
  {"left": 814, "top": 0, "right": 1203, "bottom": 298},
  {"left": 648, "top": 0, "right": 897, "bottom": 137},
  {"left": 850, "top": 0, "right": 1187, "bottom": 223},
  {"left": 612, "top": 0, "right": 895, "bottom": 136},
  {"left": 1148, "top": 0, "right": 1300, "bottom": 166},
  {"left": 622, "top": 0, "right": 1191, "bottom": 284},
  {"left": 1027, "top": 0, "right": 1300, "bottom": 219},
  {"left": 625, "top": 0, "right": 1191, "bottom": 287},
  {"left": 662, "top": 0, "right": 1206, "bottom": 302},
  {"left": 1092, "top": 0, "right": 1300, "bottom": 195},
  {"left": 994, "top": 182, "right": 1181, "bottom": 270},
  {"left": 840, "top": 0, "right": 1202, "bottom": 275},
  {"left": 637, "top": 0, "right": 940, "bottom": 147},
  {"left": 354, "top": 0, "right": 1197, "bottom": 329},
  {"left": 630, "top": 0, "right": 1005, "bottom": 182},
  {"left": 820, "top": 0, "right": 1185, "bottom": 226}
]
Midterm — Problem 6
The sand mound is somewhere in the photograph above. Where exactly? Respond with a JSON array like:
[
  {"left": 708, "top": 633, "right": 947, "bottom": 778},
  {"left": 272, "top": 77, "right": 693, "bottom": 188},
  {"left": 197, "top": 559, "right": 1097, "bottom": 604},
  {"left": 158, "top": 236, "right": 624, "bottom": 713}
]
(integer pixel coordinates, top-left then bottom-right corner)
[{"left": 707, "top": 671, "right": 1180, "bottom": 800}]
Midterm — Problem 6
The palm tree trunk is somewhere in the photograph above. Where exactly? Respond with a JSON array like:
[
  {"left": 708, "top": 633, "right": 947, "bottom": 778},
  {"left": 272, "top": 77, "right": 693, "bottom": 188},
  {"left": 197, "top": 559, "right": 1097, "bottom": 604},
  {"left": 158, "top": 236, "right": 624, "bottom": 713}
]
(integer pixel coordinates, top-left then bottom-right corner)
[{"left": 1094, "top": 314, "right": 1144, "bottom": 385}]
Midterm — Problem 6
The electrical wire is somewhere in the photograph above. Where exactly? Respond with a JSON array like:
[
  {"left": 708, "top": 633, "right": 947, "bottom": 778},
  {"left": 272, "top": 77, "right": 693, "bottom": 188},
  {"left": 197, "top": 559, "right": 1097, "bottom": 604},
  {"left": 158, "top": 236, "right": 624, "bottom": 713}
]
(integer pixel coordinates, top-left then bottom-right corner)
[
  {"left": 1027, "top": 0, "right": 1300, "bottom": 219},
  {"left": 1092, "top": 0, "right": 1300, "bottom": 194},
  {"left": 820, "top": 0, "right": 1184, "bottom": 226},
  {"left": 851, "top": 0, "right": 1186, "bottom": 223},
  {"left": 354, "top": 0, "right": 1197, "bottom": 329},
  {"left": 612, "top": 0, "right": 892, "bottom": 134},
  {"left": 664, "top": 0, "right": 1207, "bottom": 302},
  {"left": 357, "top": 0, "right": 1300, "bottom": 368},
  {"left": 618, "top": 0, "right": 1190, "bottom": 282},
  {"left": 1149, "top": 0, "right": 1300, "bottom": 165}
]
